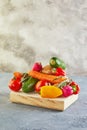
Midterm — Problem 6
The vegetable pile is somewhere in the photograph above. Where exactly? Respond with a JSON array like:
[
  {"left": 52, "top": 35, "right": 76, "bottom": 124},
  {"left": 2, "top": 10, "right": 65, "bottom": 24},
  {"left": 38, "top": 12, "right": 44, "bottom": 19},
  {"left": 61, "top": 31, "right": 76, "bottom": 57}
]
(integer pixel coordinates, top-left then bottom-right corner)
[{"left": 8, "top": 57, "right": 80, "bottom": 98}]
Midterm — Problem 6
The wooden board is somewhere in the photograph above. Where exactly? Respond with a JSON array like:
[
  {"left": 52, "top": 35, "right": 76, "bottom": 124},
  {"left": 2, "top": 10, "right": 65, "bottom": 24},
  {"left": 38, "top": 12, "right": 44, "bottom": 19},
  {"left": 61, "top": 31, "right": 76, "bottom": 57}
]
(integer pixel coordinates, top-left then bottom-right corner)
[{"left": 10, "top": 91, "right": 78, "bottom": 111}]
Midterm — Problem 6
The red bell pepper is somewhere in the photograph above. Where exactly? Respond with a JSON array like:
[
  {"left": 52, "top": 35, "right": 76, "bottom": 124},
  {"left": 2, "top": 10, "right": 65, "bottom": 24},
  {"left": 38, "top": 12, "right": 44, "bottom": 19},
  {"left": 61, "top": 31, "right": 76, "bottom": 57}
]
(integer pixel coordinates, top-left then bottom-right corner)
[
  {"left": 55, "top": 67, "right": 66, "bottom": 76},
  {"left": 70, "top": 81, "right": 80, "bottom": 94},
  {"left": 35, "top": 80, "right": 51, "bottom": 92}
]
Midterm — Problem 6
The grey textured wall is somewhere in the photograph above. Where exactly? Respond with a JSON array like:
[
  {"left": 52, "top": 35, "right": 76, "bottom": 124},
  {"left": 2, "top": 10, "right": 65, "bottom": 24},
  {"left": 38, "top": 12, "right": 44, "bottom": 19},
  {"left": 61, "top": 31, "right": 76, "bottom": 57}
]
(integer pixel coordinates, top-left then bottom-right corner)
[{"left": 0, "top": 0, "right": 87, "bottom": 75}]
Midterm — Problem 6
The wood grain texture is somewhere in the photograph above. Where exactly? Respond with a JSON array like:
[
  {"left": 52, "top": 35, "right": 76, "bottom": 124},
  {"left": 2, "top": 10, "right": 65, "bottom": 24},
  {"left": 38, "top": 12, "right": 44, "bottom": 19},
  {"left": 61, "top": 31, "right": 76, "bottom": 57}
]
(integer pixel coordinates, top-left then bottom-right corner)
[{"left": 10, "top": 91, "right": 78, "bottom": 111}]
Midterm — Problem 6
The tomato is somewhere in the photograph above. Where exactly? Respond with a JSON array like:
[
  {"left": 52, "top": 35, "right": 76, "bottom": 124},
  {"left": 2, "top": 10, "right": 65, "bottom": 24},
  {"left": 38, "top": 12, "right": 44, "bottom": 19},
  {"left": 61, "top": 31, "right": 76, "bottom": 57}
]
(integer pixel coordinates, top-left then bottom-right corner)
[
  {"left": 70, "top": 81, "right": 80, "bottom": 94},
  {"left": 55, "top": 67, "right": 66, "bottom": 76},
  {"left": 8, "top": 78, "right": 22, "bottom": 92},
  {"left": 35, "top": 80, "right": 51, "bottom": 92}
]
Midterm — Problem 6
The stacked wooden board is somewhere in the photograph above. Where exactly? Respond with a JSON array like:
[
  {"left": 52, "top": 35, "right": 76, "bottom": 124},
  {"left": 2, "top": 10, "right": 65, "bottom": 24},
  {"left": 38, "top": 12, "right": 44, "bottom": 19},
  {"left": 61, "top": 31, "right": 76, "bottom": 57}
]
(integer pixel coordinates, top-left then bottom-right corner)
[{"left": 10, "top": 91, "right": 78, "bottom": 111}]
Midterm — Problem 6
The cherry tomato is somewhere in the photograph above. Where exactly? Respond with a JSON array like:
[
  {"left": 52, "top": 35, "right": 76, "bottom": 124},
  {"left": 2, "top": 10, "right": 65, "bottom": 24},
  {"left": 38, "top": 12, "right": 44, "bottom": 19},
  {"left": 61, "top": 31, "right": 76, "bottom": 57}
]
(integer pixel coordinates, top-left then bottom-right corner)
[
  {"left": 55, "top": 67, "right": 66, "bottom": 76},
  {"left": 8, "top": 78, "right": 22, "bottom": 92},
  {"left": 70, "top": 81, "right": 80, "bottom": 94},
  {"left": 35, "top": 80, "right": 51, "bottom": 92}
]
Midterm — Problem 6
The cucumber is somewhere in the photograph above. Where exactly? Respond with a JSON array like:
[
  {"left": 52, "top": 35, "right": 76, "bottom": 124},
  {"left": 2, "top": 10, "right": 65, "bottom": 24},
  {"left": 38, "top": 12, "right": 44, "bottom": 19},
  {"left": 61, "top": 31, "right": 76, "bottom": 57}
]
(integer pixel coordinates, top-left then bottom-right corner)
[
  {"left": 49, "top": 57, "right": 66, "bottom": 69},
  {"left": 60, "top": 60, "right": 66, "bottom": 70}
]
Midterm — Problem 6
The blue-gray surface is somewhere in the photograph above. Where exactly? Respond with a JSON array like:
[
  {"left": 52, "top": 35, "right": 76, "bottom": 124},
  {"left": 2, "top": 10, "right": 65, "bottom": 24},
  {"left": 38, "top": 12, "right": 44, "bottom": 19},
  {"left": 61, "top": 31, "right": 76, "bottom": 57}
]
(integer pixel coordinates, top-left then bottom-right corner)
[{"left": 0, "top": 73, "right": 87, "bottom": 130}]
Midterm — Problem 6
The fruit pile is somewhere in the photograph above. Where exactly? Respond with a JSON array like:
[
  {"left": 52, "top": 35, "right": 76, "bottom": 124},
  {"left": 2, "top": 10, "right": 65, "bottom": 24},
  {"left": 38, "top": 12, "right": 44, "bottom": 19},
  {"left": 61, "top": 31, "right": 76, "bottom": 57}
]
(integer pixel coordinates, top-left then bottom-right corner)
[{"left": 8, "top": 57, "right": 80, "bottom": 98}]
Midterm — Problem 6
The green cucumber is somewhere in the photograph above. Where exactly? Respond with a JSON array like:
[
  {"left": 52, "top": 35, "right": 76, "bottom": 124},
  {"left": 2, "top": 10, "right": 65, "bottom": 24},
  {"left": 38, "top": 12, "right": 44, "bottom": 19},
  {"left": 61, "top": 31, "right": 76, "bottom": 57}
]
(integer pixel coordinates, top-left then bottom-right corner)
[
  {"left": 49, "top": 57, "right": 66, "bottom": 69},
  {"left": 60, "top": 61, "right": 66, "bottom": 70}
]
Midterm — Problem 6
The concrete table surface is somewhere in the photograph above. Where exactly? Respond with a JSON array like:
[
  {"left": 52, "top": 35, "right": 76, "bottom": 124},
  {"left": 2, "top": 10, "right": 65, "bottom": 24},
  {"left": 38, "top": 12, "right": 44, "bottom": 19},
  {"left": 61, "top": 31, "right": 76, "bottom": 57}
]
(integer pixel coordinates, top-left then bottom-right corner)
[{"left": 0, "top": 73, "right": 87, "bottom": 130}]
